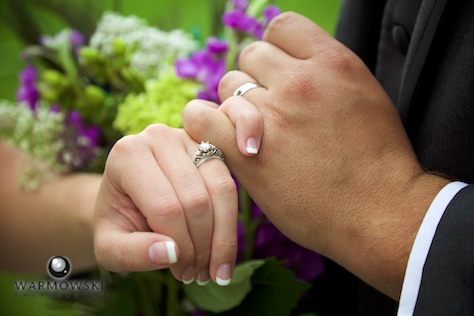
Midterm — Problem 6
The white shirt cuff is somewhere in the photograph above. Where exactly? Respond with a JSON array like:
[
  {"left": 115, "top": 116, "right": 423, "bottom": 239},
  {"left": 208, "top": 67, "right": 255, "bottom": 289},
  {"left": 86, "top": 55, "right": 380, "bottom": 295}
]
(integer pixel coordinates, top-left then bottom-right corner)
[{"left": 397, "top": 181, "right": 468, "bottom": 315}]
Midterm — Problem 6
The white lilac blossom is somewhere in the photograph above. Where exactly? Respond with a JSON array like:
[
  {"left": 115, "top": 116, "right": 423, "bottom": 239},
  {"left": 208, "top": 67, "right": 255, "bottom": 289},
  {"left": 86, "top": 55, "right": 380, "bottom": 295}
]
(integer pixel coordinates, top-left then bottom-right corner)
[
  {"left": 89, "top": 12, "right": 198, "bottom": 79},
  {"left": 0, "top": 101, "right": 66, "bottom": 190},
  {"left": 40, "top": 29, "right": 73, "bottom": 50}
]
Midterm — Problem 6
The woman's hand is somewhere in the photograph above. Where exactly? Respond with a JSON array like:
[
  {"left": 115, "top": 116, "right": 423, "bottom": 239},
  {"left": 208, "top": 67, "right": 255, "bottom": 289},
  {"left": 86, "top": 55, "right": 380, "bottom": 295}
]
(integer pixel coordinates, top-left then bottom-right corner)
[{"left": 94, "top": 125, "right": 242, "bottom": 286}]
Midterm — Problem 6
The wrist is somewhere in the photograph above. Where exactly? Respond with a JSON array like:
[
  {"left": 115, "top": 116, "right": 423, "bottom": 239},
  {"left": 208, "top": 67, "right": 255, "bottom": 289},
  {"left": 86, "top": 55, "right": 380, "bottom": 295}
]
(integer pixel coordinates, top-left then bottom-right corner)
[
  {"left": 337, "top": 171, "right": 450, "bottom": 299},
  {"left": 55, "top": 173, "right": 101, "bottom": 272},
  {"left": 66, "top": 173, "right": 102, "bottom": 233}
]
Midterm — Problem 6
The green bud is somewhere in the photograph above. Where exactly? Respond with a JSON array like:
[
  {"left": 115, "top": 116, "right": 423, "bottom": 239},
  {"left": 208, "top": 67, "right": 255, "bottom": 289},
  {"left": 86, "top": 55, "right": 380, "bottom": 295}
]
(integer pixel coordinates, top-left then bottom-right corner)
[
  {"left": 120, "top": 68, "right": 136, "bottom": 82},
  {"left": 41, "top": 69, "right": 64, "bottom": 88},
  {"left": 112, "top": 38, "right": 127, "bottom": 56},
  {"left": 120, "top": 68, "right": 145, "bottom": 90},
  {"left": 39, "top": 87, "right": 59, "bottom": 103},
  {"left": 84, "top": 85, "right": 106, "bottom": 107},
  {"left": 79, "top": 47, "right": 101, "bottom": 64}
]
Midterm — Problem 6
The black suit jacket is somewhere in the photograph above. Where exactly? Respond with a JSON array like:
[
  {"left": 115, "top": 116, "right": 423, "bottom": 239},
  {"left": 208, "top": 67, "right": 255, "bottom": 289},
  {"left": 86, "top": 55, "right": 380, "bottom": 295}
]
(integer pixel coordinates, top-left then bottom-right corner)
[{"left": 336, "top": 0, "right": 474, "bottom": 314}]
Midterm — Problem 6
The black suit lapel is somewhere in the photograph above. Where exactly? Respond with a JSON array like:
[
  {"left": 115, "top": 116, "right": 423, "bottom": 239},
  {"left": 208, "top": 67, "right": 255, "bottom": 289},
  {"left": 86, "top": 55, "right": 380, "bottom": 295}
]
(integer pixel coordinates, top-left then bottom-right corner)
[{"left": 397, "top": 0, "right": 448, "bottom": 127}]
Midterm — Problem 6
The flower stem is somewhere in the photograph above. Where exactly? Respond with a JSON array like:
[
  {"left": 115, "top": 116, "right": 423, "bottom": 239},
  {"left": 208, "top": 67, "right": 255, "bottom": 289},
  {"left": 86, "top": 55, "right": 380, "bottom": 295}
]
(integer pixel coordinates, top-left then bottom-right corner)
[
  {"left": 166, "top": 270, "right": 182, "bottom": 316},
  {"left": 239, "top": 185, "right": 258, "bottom": 261}
]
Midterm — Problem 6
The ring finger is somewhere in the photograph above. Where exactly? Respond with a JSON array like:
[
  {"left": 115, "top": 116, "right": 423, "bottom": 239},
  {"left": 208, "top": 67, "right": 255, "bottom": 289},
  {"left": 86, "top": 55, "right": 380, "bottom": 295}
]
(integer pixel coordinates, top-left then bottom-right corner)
[
  {"left": 190, "top": 143, "right": 238, "bottom": 286},
  {"left": 218, "top": 70, "right": 267, "bottom": 103}
]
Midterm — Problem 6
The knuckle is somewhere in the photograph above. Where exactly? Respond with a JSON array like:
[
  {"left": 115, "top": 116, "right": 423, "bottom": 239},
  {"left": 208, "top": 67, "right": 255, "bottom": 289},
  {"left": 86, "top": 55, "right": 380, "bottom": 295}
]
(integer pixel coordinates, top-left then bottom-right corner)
[
  {"left": 181, "top": 190, "right": 211, "bottom": 217},
  {"left": 176, "top": 244, "right": 195, "bottom": 266},
  {"left": 320, "top": 45, "right": 359, "bottom": 74},
  {"left": 283, "top": 63, "right": 319, "bottom": 100},
  {"left": 213, "top": 236, "right": 239, "bottom": 254},
  {"left": 194, "top": 249, "right": 211, "bottom": 267},
  {"left": 238, "top": 41, "right": 261, "bottom": 63},
  {"left": 141, "top": 123, "right": 172, "bottom": 140},
  {"left": 218, "top": 70, "right": 240, "bottom": 93},
  {"left": 236, "top": 103, "right": 263, "bottom": 125},
  {"left": 182, "top": 100, "right": 212, "bottom": 132},
  {"left": 207, "top": 176, "right": 237, "bottom": 197},
  {"left": 265, "top": 11, "right": 297, "bottom": 35},
  {"left": 110, "top": 135, "right": 140, "bottom": 157},
  {"left": 148, "top": 197, "right": 183, "bottom": 223}
]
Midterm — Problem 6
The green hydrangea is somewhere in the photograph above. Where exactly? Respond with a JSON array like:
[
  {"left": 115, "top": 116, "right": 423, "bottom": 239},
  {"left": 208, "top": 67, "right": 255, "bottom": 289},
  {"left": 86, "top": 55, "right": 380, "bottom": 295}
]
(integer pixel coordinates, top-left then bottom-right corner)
[{"left": 113, "top": 71, "right": 201, "bottom": 135}]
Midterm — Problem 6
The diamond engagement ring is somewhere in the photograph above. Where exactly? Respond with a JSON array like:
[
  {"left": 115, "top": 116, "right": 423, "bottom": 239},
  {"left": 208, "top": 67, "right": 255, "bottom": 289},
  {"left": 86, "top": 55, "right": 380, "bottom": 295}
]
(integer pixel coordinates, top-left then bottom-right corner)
[
  {"left": 233, "top": 82, "right": 259, "bottom": 97},
  {"left": 192, "top": 141, "right": 225, "bottom": 168}
]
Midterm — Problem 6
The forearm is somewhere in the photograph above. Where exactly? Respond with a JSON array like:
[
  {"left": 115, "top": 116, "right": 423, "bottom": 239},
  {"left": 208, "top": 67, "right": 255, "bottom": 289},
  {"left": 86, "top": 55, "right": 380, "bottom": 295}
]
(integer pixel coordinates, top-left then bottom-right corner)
[
  {"left": 335, "top": 172, "right": 451, "bottom": 300},
  {"left": 0, "top": 140, "right": 100, "bottom": 275}
]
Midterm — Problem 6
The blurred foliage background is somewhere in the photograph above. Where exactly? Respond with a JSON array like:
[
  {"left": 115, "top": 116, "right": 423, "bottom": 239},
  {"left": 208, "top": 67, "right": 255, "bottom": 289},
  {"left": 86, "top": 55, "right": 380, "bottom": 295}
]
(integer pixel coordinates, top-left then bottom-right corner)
[
  {"left": 0, "top": 0, "right": 342, "bottom": 101},
  {"left": 0, "top": 0, "right": 342, "bottom": 315}
]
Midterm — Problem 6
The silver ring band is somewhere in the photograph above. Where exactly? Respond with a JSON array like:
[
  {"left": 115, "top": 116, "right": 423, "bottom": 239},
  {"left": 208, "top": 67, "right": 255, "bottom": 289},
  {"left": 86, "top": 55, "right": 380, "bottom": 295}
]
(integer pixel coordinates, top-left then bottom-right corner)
[
  {"left": 233, "top": 82, "right": 259, "bottom": 97},
  {"left": 192, "top": 141, "right": 225, "bottom": 168}
]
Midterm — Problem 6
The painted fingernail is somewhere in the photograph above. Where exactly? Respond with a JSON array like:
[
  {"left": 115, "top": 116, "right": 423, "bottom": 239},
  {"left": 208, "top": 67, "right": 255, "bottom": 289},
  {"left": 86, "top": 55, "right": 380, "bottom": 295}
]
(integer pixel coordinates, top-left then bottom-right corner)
[
  {"left": 182, "top": 266, "right": 194, "bottom": 285},
  {"left": 148, "top": 241, "right": 177, "bottom": 265},
  {"left": 246, "top": 137, "right": 258, "bottom": 154},
  {"left": 216, "top": 263, "right": 232, "bottom": 286},
  {"left": 196, "top": 269, "right": 210, "bottom": 286}
]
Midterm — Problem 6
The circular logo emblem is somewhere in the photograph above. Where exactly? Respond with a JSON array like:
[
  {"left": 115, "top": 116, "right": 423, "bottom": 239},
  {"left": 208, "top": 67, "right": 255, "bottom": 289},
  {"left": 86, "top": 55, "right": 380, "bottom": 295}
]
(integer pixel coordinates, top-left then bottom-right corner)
[{"left": 47, "top": 256, "right": 71, "bottom": 279}]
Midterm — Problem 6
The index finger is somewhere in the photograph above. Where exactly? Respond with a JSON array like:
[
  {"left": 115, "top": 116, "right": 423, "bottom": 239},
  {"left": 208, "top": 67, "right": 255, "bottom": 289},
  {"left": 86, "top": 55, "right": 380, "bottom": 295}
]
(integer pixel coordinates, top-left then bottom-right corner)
[{"left": 263, "top": 12, "right": 334, "bottom": 60}]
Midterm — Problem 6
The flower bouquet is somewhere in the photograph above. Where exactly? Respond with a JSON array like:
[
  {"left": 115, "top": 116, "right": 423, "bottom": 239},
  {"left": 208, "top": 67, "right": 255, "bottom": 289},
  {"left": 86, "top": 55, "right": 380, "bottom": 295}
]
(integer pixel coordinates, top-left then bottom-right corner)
[{"left": 0, "top": 0, "right": 324, "bottom": 314}]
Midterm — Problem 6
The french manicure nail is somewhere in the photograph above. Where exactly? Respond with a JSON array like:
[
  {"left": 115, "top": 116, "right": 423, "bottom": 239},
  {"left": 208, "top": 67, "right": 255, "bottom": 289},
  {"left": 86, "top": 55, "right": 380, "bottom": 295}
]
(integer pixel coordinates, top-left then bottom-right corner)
[
  {"left": 246, "top": 137, "right": 258, "bottom": 154},
  {"left": 216, "top": 263, "right": 232, "bottom": 286},
  {"left": 148, "top": 241, "right": 177, "bottom": 265},
  {"left": 196, "top": 269, "right": 210, "bottom": 286},
  {"left": 182, "top": 266, "right": 194, "bottom": 285}
]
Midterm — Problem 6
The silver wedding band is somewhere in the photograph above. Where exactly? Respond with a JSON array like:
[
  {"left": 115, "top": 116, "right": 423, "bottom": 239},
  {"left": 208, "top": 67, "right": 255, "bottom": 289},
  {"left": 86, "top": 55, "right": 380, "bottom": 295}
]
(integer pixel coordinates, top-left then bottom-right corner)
[
  {"left": 233, "top": 82, "right": 259, "bottom": 97},
  {"left": 192, "top": 141, "right": 225, "bottom": 168}
]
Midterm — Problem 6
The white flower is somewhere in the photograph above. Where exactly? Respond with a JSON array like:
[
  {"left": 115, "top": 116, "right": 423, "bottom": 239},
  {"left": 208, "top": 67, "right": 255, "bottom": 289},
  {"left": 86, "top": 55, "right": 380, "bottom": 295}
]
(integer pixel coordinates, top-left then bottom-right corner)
[
  {"left": 41, "top": 29, "right": 72, "bottom": 50},
  {"left": 89, "top": 12, "right": 198, "bottom": 78}
]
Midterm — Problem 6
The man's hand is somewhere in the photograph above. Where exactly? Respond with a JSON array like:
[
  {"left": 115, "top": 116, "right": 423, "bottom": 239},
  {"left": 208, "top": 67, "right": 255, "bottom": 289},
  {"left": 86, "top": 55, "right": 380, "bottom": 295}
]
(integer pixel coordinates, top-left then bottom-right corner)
[{"left": 183, "top": 12, "right": 450, "bottom": 298}]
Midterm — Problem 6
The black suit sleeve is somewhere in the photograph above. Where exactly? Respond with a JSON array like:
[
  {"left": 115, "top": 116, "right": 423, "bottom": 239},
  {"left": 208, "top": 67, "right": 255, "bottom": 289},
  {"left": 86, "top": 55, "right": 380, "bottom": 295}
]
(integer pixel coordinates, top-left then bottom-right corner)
[{"left": 414, "top": 185, "right": 474, "bottom": 315}]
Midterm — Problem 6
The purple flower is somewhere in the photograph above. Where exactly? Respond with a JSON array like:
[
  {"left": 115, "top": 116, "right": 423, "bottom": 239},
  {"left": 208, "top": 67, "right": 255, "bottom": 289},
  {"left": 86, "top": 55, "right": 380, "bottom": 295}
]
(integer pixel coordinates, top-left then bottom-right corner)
[
  {"left": 263, "top": 5, "right": 281, "bottom": 23},
  {"left": 250, "top": 21, "right": 264, "bottom": 40},
  {"left": 175, "top": 40, "right": 227, "bottom": 103},
  {"left": 236, "top": 221, "right": 246, "bottom": 263},
  {"left": 253, "top": 217, "right": 325, "bottom": 281},
  {"left": 206, "top": 37, "right": 229, "bottom": 55},
  {"left": 246, "top": 202, "right": 324, "bottom": 282},
  {"left": 70, "top": 30, "right": 85, "bottom": 53},
  {"left": 17, "top": 65, "right": 39, "bottom": 110},
  {"left": 68, "top": 111, "right": 100, "bottom": 148},
  {"left": 191, "top": 308, "right": 206, "bottom": 316},
  {"left": 232, "top": 0, "right": 248, "bottom": 11},
  {"left": 222, "top": 10, "right": 256, "bottom": 33},
  {"left": 59, "top": 110, "right": 101, "bottom": 169},
  {"left": 222, "top": 4, "right": 280, "bottom": 40},
  {"left": 50, "top": 104, "right": 61, "bottom": 112}
]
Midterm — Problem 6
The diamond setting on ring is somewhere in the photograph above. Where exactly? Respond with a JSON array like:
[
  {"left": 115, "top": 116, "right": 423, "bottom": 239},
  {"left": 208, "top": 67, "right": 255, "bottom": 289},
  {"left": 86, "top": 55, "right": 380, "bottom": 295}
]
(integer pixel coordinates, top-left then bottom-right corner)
[{"left": 192, "top": 141, "right": 225, "bottom": 168}]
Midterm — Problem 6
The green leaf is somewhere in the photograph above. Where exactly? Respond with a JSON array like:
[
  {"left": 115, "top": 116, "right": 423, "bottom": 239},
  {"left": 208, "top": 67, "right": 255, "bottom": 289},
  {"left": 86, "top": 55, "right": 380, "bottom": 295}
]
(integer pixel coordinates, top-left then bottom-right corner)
[
  {"left": 97, "top": 276, "right": 138, "bottom": 316},
  {"left": 184, "top": 260, "right": 265, "bottom": 313},
  {"left": 221, "top": 258, "right": 312, "bottom": 316}
]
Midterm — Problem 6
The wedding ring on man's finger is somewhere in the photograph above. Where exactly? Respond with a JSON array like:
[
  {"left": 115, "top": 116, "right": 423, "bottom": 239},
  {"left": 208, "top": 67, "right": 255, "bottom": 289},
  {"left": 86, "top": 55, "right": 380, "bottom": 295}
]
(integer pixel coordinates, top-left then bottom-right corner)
[
  {"left": 233, "top": 82, "right": 259, "bottom": 97},
  {"left": 192, "top": 141, "right": 225, "bottom": 168}
]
